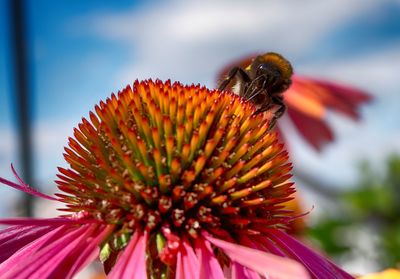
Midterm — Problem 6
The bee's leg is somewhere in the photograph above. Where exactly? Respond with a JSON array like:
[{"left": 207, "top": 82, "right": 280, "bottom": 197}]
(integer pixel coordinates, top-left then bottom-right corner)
[
  {"left": 273, "top": 78, "right": 292, "bottom": 94},
  {"left": 218, "top": 67, "right": 250, "bottom": 91},
  {"left": 245, "top": 76, "right": 267, "bottom": 100},
  {"left": 268, "top": 96, "right": 286, "bottom": 129}
]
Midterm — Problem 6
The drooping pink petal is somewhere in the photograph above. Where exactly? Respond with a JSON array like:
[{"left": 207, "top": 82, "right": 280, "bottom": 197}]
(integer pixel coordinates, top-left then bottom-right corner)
[
  {"left": 232, "top": 261, "right": 261, "bottom": 279},
  {"left": 194, "top": 238, "right": 225, "bottom": 279},
  {"left": 251, "top": 235, "right": 287, "bottom": 257},
  {"left": 0, "top": 225, "right": 51, "bottom": 262},
  {"left": 0, "top": 225, "right": 66, "bottom": 274},
  {"left": 14, "top": 225, "right": 98, "bottom": 279},
  {"left": 108, "top": 231, "right": 147, "bottom": 279},
  {"left": 0, "top": 217, "right": 100, "bottom": 226},
  {"left": 107, "top": 231, "right": 139, "bottom": 279},
  {"left": 204, "top": 232, "right": 310, "bottom": 279},
  {"left": 1, "top": 224, "right": 105, "bottom": 279},
  {"left": 238, "top": 234, "right": 287, "bottom": 278},
  {"left": 0, "top": 166, "right": 57, "bottom": 200},
  {"left": 231, "top": 262, "right": 246, "bottom": 279},
  {"left": 176, "top": 246, "right": 184, "bottom": 278},
  {"left": 239, "top": 234, "right": 288, "bottom": 262},
  {"left": 265, "top": 228, "right": 354, "bottom": 279},
  {"left": 63, "top": 225, "right": 114, "bottom": 278},
  {"left": 176, "top": 239, "right": 200, "bottom": 279}
]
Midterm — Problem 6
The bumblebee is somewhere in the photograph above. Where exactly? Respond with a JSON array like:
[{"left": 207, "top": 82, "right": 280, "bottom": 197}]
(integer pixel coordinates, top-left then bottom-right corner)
[{"left": 218, "top": 52, "right": 293, "bottom": 128}]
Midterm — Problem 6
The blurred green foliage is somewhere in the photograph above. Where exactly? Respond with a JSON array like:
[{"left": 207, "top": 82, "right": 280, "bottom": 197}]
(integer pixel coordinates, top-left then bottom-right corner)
[{"left": 306, "top": 154, "right": 400, "bottom": 268}]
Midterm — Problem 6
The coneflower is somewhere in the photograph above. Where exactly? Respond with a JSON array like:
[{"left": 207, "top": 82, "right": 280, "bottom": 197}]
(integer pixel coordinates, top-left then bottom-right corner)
[{"left": 0, "top": 79, "right": 352, "bottom": 278}]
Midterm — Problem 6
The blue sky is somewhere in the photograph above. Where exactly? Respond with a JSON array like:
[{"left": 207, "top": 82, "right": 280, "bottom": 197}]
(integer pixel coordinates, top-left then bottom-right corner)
[{"left": 1, "top": 1, "right": 400, "bottom": 223}]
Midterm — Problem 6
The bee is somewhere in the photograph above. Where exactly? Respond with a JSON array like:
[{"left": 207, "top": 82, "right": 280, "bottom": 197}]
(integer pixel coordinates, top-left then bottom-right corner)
[{"left": 218, "top": 52, "right": 293, "bottom": 128}]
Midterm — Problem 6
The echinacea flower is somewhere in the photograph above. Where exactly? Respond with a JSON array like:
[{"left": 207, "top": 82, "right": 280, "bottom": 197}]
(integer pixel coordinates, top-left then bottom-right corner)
[
  {"left": 217, "top": 54, "right": 372, "bottom": 151},
  {"left": 0, "top": 80, "right": 353, "bottom": 278},
  {"left": 283, "top": 76, "right": 372, "bottom": 150}
]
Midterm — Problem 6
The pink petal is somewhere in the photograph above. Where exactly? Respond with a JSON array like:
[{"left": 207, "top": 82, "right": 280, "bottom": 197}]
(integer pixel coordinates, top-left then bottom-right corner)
[
  {"left": 108, "top": 231, "right": 147, "bottom": 279},
  {"left": 232, "top": 262, "right": 247, "bottom": 279},
  {"left": 204, "top": 232, "right": 310, "bottom": 279},
  {"left": 0, "top": 226, "right": 66, "bottom": 275},
  {"left": 0, "top": 165, "right": 57, "bottom": 200},
  {"left": 18, "top": 225, "right": 97, "bottom": 278},
  {"left": 1, "top": 224, "right": 103, "bottom": 279},
  {"left": 194, "top": 238, "right": 225, "bottom": 279},
  {"left": 238, "top": 234, "right": 285, "bottom": 278},
  {"left": 176, "top": 247, "right": 184, "bottom": 279},
  {"left": 119, "top": 232, "right": 147, "bottom": 279},
  {"left": 63, "top": 225, "right": 113, "bottom": 278},
  {"left": 232, "top": 261, "right": 261, "bottom": 279},
  {"left": 0, "top": 217, "right": 100, "bottom": 226},
  {"left": 107, "top": 231, "right": 139, "bottom": 279},
  {"left": 251, "top": 235, "right": 287, "bottom": 257},
  {"left": 176, "top": 239, "right": 200, "bottom": 279},
  {"left": 0, "top": 225, "right": 51, "bottom": 262},
  {"left": 265, "top": 228, "right": 353, "bottom": 279}
]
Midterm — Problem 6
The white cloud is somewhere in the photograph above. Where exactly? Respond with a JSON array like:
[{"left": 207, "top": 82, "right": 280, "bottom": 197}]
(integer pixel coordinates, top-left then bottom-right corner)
[
  {"left": 75, "top": 0, "right": 380, "bottom": 87},
  {"left": 299, "top": 44, "right": 400, "bottom": 96},
  {"left": 32, "top": 119, "right": 77, "bottom": 185},
  {"left": 0, "top": 127, "right": 17, "bottom": 177}
]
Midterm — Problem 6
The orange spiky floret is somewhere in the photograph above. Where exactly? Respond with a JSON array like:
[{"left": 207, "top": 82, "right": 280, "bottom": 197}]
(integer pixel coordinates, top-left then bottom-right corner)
[{"left": 55, "top": 79, "right": 296, "bottom": 264}]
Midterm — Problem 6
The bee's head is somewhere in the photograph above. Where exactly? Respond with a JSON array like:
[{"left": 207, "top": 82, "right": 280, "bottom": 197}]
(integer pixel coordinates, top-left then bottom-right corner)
[{"left": 252, "top": 52, "right": 293, "bottom": 82}]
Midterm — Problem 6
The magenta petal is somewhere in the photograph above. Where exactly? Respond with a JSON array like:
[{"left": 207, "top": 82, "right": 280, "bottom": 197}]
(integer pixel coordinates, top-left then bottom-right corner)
[
  {"left": 0, "top": 217, "right": 100, "bottom": 226},
  {"left": 266, "top": 229, "right": 354, "bottom": 279},
  {"left": 252, "top": 235, "right": 287, "bottom": 257},
  {"left": 194, "top": 238, "right": 225, "bottom": 279},
  {"left": 1, "top": 224, "right": 103, "bottom": 279},
  {"left": 63, "top": 225, "right": 113, "bottom": 278},
  {"left": 176, "top": 247, "right": 184, "bottom": 279},
  {"left": 182, "top": 239, "right": 200, "bottom": 276},
  {"left": 108, "top": 231, "right": 147, "bottom": 279},
  {"left": 232, "top": 262, "right": 261, "bottom": 279},
  {"left": 0, "top": 166, "right": 57, "bottom": 200},
  {"left": 232, "top": 237, "right": 263, "bottom": 279},
  {"left": 0, "top": 225, "right": 51, "bottom": 263},
  {"left": 176, "top": 239, "right": 200, "bottom": 279},
  {"left": 204, "top": 232, "right": 310, "bottom": 279},
  {"left": 0, "top": 226, "right": 65, "bottom": 275},
  {"left": 19, "top": 225, "right": 97, "bottom": 279},
  {"left": 232, "top": 262, "right": 246, "bottom": 279},
  {"left": 108, "top": 231, "right": 140, "bottom": 279}
]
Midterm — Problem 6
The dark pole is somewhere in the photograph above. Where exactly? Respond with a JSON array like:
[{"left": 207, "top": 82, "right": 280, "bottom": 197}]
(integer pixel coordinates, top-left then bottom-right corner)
[{"left": 10, "top": 0, "right": 34, "bottom": 217}]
